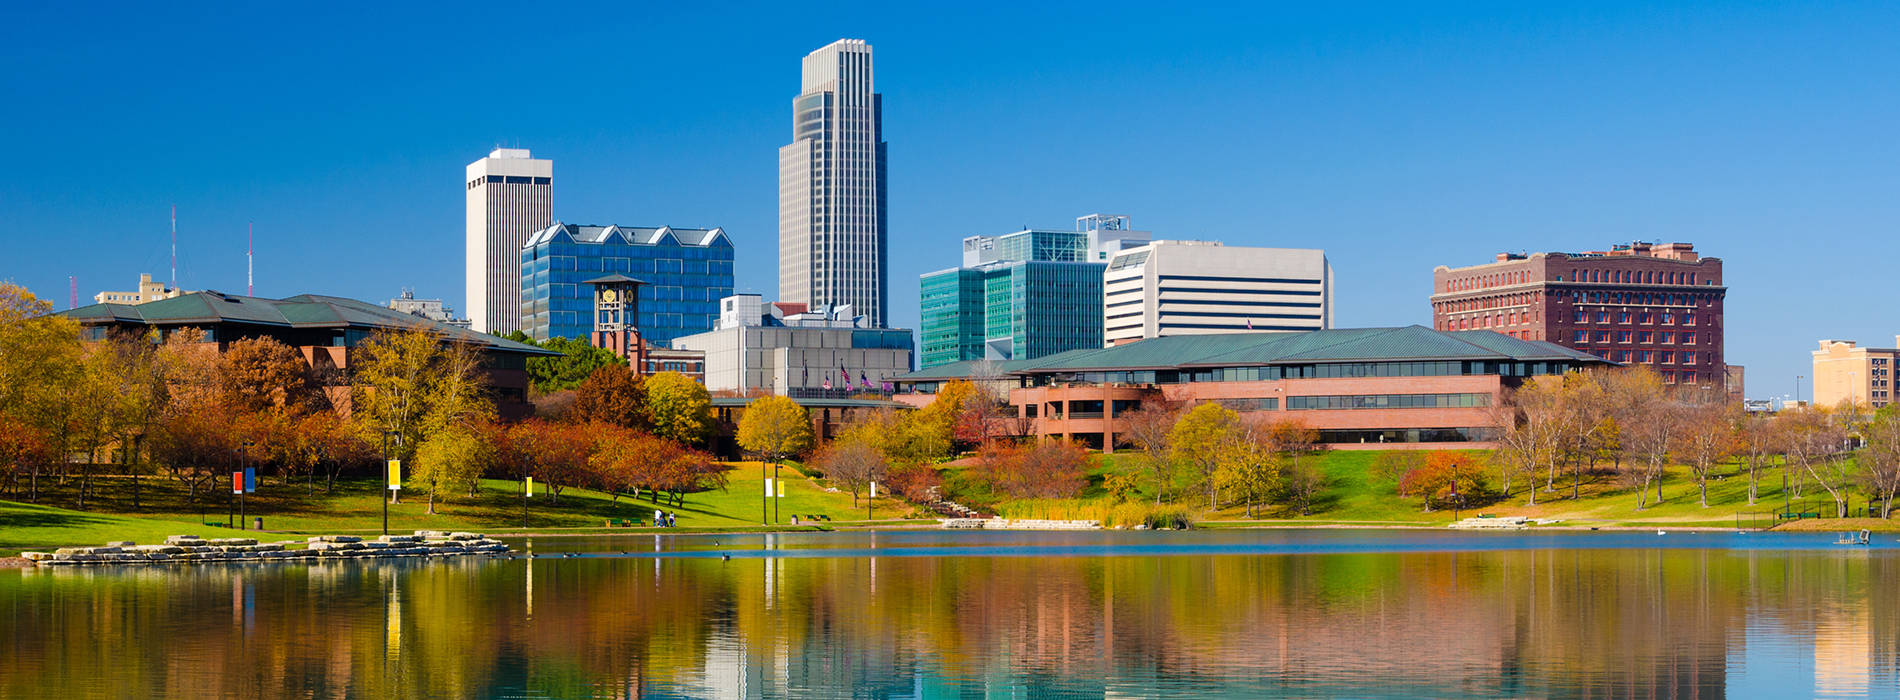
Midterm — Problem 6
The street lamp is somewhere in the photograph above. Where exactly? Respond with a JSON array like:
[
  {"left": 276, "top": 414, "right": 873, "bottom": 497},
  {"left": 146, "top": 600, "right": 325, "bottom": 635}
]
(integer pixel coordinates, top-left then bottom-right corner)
[
  {"left": 240, "top": 440, "right": 254, "bottom": 530},
  {"left": 381, "top": 431, "right": 401, "bottom": 535}
]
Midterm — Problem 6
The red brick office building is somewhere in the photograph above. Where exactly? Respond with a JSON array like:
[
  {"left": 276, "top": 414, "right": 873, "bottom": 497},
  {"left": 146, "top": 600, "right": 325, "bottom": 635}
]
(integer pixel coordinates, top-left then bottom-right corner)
[{"left": 1430, "top": 242, "right": 1726, "bottom": 387}]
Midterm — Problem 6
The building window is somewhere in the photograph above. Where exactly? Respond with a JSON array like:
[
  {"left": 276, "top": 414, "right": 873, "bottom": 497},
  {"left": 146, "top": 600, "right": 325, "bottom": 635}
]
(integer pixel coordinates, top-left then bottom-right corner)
[
  {"left": 1660, "top": 332, "right": 1675, "bottom": 344},
  {"left": 1597, "top": 311, "right": 1610, "bottom": 323},
  {"left": 1684, "top": 352, "right": 1698, "bottom": 365},
  {"left": 1637, "top": 350, "right": 1653, "bottom": 363},
  {"left": 1616, "top": 331, "right": 1631, "bottom": 343},
  {"left": 1574, "top": 331, "right": 1588, "bottom": 343},
  {"left": 1618, "top": 312, "right": 1632, "bottom": 324},
  {"left": 1660, "top": 351, "right": 1675, "bottom": 364},
  {"left": 1575, "top": 311, "right": 1587, "bottom": 323},
  {"left": 1683, "top": 332, "right": 1696, "bottom": 345},
  {"left": 1637, "top": 331, "right": 1653, "bottom": 343},
  {"left": 1596, "top": 331, "right": 1611, "bottom": 343}
]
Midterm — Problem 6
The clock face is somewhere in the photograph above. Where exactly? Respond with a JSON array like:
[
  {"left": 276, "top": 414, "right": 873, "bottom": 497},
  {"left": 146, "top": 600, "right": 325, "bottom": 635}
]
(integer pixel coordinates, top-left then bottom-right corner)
[{"left": 602, "top": 290, "right": 618, "bottom": 303}]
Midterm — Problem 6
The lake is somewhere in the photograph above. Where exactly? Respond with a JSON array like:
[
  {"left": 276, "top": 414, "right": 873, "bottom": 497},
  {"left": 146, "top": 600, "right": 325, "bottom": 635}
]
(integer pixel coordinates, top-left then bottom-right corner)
[{"left": 3, "top": 529, "right": 1897, "bottom": 698}]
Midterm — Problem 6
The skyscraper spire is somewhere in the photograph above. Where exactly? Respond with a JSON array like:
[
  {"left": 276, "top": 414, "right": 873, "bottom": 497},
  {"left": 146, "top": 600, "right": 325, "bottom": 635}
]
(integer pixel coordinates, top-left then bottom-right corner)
[{"left": 779, "top": 39, "right": 888, "bottom": 327}]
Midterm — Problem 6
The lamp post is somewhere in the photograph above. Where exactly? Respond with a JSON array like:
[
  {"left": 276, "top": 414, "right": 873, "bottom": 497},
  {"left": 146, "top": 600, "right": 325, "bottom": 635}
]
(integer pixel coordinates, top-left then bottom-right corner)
[
  {"left": 381, "top": 431, "right": 400, "bottom": 535},
  {"left": 240, "top": 440, "right": 253, "bottom": 530}
]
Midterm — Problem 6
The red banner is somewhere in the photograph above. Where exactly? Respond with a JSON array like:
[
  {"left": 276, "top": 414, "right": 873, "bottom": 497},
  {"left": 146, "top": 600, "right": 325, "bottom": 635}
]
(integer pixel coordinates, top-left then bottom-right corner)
[{"left": 232, "top": 472, "right": 243, "bottom": 494}]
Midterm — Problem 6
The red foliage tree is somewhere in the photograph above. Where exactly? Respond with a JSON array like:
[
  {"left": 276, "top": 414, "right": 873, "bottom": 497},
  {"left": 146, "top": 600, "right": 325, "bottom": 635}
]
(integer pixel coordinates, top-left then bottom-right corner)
[
  {"left": 883, "top": 462, "right": 945, "bottom": 503},
  {"left": 1397, "top": 451, "right": 1492, "bottom": 512}
]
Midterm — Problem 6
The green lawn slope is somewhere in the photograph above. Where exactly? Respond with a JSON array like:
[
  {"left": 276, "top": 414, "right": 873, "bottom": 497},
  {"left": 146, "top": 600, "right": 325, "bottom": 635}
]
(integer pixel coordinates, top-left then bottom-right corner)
[{"left": 0, "top": 461, "right": 901, "bottom": 555}]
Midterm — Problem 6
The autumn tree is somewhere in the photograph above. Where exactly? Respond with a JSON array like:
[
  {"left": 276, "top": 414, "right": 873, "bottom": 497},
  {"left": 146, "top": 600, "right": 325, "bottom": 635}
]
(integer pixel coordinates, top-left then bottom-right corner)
[
  {"left": 994, "top": 440, "right": 1091, "bottom": 499},
  {"left": 1117, "top": 402, "right": 1180, "bottom": 504},
  {"left": 1738, "top": 414, "right": 1782, "bottom": 506},
  {"left": 1216, "top": 420, "right": 1279, "bottom": 519},
  {"left": 1398, "top": 452, "right": 1492, "bottom": 512},
  {"left": 1169, "top": 403, "right": 1245, "bottom": 510},
  {"left": 737, "top": 395, "right": 813, "bottom": 466},
  {"left": 813, "top": 437, "right": 884, "bottom": 505},
  {"left": 644, "top": 371, "right": 711, "bottom": 445},
  {"left": 1859, "top": 406, "right": 1900, "bottom": 517},
  {"left": 503, "top": 332, "right": 625, "bottom": 393},
  {"left": 572, "top": 363, "right": 649, "bottom": 430},
  {"left": 1671, "top": 394, "right": 1740, "bottom": 507},
  {"left": 1268, "top": 418, "right": 1324, "bottom": 516},
  {"left": 0, "top": 284, "right": 85, "bottom": 501},
  {"left": 220, "top": 336, "right": 321, "bottom": 414},
  {"left": 411, "top": 425, "right": 490, "bottom": 514},
  {"left": 1780, "top": 406, "right": 1853, "bottom": 516},
  {"left": 351, "top": 327, "right": 493, "bottom": 501}
]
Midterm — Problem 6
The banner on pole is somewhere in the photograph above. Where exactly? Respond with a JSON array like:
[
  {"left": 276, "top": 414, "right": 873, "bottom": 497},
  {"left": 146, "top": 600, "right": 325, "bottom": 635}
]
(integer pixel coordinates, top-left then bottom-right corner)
[
  {"left": 243, "top": 467, "right": 256, "bottom": 494},
  {"left": 764, "top": 478, "right": 775, "bottom": 498},
  {"left": 526, "top": 476, "right": 534, "bottom": 497},
  {"left": 231, "top": 472, "right": 243, "bottom": 494},
  {"left": 869, "top": 481, "right": 877, "bottom": 499},
  {"left": 387, "top": 460, "right": 402, "bottom": 490},
  {"left": 777, "top": 480, "right": 785, "bottom": 498}
]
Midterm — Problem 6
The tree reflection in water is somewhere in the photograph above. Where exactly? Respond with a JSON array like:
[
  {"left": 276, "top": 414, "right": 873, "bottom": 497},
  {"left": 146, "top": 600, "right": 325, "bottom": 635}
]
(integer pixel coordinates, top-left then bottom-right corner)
[{"left": 1, "top": 534, "right": 1894, "bottom": 698}]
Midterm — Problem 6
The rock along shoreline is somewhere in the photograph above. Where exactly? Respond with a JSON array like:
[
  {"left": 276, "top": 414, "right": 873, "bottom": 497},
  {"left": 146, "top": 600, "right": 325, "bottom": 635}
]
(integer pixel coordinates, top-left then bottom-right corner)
[{"left": 20, "top": 531, "right": 510, "bottom": 567}]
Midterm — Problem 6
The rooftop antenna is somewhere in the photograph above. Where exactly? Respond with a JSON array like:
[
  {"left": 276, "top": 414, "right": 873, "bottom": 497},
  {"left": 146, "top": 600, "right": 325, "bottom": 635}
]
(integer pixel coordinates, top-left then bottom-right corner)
[
  {"left": 170, "top": 205, "right": 177, "bottom": 291},
  {"left": 69, "top": 276, "right": 76, "bottom": 309},
  {"left": 247, "top": 221, "right": 254, "bottom": 296}
]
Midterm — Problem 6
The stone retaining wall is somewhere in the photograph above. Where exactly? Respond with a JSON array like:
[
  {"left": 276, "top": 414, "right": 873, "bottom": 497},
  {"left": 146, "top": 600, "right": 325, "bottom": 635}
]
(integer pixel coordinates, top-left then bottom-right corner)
[{"left": 20, "top": 531, "right": 510, "bottom": 566}]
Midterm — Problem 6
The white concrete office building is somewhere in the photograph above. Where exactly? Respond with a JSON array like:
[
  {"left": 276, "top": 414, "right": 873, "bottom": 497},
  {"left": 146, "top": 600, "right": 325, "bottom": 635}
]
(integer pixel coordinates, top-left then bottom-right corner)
[
  {"left": 778, "top": 39, "right": 889, "bottom": 327},
  {"left": 673, "top": 294, "right": 912, "bottom": 397},
  {"left": 465, "top": 148, "right": 552, "bottom": 334},
  {"left": 1103, "top": 240, "right": 1333, "bottom": 345}
]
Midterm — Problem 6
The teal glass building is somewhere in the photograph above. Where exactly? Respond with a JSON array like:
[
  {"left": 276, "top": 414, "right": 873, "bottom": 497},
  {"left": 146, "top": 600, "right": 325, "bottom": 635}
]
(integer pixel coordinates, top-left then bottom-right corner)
[
  {"left": 919, "top": 219, "right": 1149, "bottom": 368},
  {"left": 519, "top": 223, "right": 734, "bottom": 345}
]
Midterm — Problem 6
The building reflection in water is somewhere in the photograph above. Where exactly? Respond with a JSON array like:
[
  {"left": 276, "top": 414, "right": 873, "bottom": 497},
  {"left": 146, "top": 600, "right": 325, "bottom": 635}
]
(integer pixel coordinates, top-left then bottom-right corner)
[{"left": 2, "top": 538, "right": 1896, "bottom": 698}]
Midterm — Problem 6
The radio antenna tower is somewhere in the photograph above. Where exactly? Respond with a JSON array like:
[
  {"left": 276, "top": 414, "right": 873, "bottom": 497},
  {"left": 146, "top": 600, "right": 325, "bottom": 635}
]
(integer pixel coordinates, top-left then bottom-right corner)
[
  {"left": 247, "top": 221, "right": 254, "bottom": 296},
  {"left": 170, "top": 205, "right": 178, "bottom": 292},
  {"left": 69, "top": 276, "right": 77, "bottom": 309}
]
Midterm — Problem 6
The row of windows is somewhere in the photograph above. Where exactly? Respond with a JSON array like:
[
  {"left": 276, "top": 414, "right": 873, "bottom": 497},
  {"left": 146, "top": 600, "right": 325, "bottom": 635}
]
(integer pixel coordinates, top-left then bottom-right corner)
[
  {"left": 1556, "top": 269, "right": 1705, "bottom": 285},
  {"left": 1573, "top": 309, "right": 1698, "bottom": 325},
  {"left": 1574, "top": 330, "right": 1699, "bottom": 345},
  {"left": 467, "top": 175, "right": 550, "bottom": 189},
  {"left": 1286, "top": 393, "right": 1492, "bottom": 410},
  {"left": 1038, "top": 360, "right": 1579, "bottom": 386},
  {"left": 1592, "top": 348, "right": 1703, "bottom": 365},
  {"left": 1567, "top": 291, "right": 1715, "bottom": 306}
]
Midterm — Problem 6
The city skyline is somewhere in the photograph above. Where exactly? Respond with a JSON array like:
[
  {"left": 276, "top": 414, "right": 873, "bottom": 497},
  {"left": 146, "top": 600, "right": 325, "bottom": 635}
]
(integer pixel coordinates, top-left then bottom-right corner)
[{"left": 3, "top": 2, "right": 1897, "bottom": 399}]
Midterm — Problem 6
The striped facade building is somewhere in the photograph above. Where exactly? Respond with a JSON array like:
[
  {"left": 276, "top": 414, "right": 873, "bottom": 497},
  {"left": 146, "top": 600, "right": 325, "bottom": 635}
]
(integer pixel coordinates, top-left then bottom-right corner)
[
  {"left": 1103, "top": 240, "right": 1333, "bottom": 346},
  {"left": 465, "top": 148, "right": 552, "bottom": 334}
]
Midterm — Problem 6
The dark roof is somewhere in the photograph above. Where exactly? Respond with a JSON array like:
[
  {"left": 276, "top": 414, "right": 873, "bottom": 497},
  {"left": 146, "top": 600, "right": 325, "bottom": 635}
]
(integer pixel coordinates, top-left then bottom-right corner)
[
  {"left": 59, "top": 291, "right": 558, "bottom": 356},
  {"left": 895, "top": 326, "right": 1608, "bottom": 381},
  {"left": 581, "top": 274, "right": 649, "bottom": 286}
]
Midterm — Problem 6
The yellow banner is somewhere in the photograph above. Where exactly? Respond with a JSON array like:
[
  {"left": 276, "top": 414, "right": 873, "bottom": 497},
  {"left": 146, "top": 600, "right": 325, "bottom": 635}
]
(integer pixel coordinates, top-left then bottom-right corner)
[{"left": 387, "top": 459, "right": 402, "bottom": 490}]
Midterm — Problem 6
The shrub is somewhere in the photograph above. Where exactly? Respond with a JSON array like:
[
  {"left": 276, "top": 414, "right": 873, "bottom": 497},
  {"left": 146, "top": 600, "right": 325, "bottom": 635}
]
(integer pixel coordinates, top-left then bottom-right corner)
[
  {"left": 1398, "top": 452, "right": 1495, "bottom": 511},
  {"left": 884, "top": 463, "right": 945, "bottom": 502}
]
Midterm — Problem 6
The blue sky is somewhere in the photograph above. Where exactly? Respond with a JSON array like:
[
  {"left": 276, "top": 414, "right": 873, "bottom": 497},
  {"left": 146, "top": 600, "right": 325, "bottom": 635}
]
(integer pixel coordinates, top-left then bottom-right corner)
[{"left": 2, "top": 1, "right": 1895, "bottom": 399}]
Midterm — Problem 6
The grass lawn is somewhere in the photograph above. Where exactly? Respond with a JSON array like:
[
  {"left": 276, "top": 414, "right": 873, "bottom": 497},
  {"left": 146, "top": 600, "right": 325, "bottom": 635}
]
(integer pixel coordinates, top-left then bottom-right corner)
[
  {"left": 0, "top": 461, "right": 907, "bottom": 555},
  {"left": 934, "top": 447, "right": 1871, "bottom": 531}
]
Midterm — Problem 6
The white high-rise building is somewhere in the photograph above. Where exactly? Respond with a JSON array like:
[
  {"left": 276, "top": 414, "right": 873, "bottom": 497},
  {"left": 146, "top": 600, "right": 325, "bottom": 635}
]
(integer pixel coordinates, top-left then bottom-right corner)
[
  {"left": 465, "top": 148, "right": 552, "bottom": 334},
  {"left": 1103, "top": 240, "right": 1333, "bottom": 345},
  {"left": 778, "top": 39, "right": 888, "bottom": 327}
]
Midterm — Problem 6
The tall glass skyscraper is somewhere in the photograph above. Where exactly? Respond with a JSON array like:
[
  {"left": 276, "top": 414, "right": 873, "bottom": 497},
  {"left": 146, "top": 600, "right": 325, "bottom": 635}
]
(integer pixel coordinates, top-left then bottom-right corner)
[
  {"left": 519, "top": 223, "right": 734, "bottom": 346},
  {"left": 779, "top": 39, "right": 888, "bottom": 327},
  {"left": 919, "top": 216, "right": 1150, "bottom": 368}
]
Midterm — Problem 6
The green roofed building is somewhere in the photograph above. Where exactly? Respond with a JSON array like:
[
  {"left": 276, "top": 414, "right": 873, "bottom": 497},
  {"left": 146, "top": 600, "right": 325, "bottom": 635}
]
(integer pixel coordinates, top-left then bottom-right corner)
[
  {"left": 60, "top": 290, "right": 558, "bottom": 418},
  {"left": 893, "top": 326, "right": 1614, "bottom": 450}
]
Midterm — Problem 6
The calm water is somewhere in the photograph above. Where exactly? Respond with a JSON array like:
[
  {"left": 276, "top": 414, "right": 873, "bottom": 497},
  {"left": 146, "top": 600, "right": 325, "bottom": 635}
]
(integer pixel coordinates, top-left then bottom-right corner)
[{"left": 4, "top": 529, "right": 1899, "bottom": 698}]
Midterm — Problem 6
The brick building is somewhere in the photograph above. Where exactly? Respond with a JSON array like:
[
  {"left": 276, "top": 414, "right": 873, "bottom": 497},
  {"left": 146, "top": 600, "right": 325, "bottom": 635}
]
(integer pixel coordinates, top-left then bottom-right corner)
[
  {"left": 893, "top": 326, "right": 1612, "bottom": 451},
  {"left": 1431, "top": 242, "right": 1726, "bottom": 388}
]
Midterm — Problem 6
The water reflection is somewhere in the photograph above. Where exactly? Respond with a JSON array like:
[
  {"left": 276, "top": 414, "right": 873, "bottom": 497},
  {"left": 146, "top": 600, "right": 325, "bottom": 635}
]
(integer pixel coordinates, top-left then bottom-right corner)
[{"left": 2, "top": 532, "right": 1897, "bottom": 698}]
